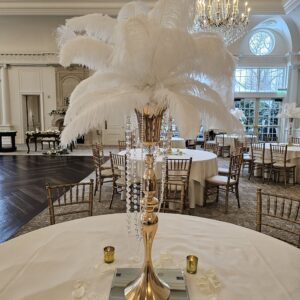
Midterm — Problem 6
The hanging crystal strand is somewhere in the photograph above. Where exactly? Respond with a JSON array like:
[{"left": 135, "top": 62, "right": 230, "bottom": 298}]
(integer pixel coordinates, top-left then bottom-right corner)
[
  {"left": 125, "top": 115, "right": 133, "bottom": 234},
  {"left": 158, "top": 111, "right": 168, "bottom": 213}
]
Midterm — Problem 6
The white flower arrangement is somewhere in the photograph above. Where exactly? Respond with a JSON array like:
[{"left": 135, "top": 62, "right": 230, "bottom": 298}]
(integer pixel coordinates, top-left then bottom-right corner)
[{"left": 57, "top": 0, "right": 243, "bottom": 145}]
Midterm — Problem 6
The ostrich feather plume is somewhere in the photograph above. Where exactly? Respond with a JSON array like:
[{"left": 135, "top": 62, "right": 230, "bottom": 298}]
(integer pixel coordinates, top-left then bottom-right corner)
[
  {"left": 277, "top": 103, "right": 300, "bottom": 119},
  {"left": 57, "top": 0, "right": 243, "bottom": 145}
]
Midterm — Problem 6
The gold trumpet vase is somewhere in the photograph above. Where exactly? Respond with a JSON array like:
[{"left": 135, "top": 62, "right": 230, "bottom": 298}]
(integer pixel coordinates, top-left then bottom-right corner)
[{"left": 124, "top": 106, "right": 170, "bottom": 300}]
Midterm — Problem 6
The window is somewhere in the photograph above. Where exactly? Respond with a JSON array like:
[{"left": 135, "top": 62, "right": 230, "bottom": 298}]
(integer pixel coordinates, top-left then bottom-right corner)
[
  {"left": 249, "top": 30, "right": 275, "bottom": 56},
  {"left": 235, "top": 98, "right": 282, "bottom": 141},
  {"left": 235, "top": 67, "right": 288, "bottom": 93}
]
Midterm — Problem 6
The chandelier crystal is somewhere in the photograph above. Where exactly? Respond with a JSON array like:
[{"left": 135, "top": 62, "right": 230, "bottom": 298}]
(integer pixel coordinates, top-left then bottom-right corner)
[{"left": 194, "top": 0, "right": 251, "bottom": 45}]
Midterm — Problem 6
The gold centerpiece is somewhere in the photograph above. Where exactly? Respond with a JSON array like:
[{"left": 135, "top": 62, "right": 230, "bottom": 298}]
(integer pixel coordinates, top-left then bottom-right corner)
[{"left": 125, "top": 105, "right": 170, "bottom": 300}]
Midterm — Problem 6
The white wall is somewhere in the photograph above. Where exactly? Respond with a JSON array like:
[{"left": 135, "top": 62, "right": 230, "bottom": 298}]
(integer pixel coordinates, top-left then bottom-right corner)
[
  {"left": 8, "top": 66, "right": 57, "bottom": 143},
  {"left": 0, "top": 16, "right": 66, "bottom": 53}
]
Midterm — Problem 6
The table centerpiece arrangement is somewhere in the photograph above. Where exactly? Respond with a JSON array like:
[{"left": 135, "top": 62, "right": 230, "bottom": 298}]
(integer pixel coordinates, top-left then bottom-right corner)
[
  {"left": 277, "top": 103, "right": 300, "bottom": 145},
  {"left": 57, "top": 0, "right": 243, "bottom": 298}
]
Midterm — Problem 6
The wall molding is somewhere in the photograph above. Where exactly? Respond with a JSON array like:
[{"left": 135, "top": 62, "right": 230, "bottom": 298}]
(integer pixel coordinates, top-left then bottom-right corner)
[
  {"left": 0, "top": 1, "right": 285, "bottom": 16},
  {"left": 0, "top": 1, "right": 155, "bottom": 16},
  {"left": 283, "top": 0, "right": 300, "bottom": 14},
  {"left": 0, "top": 52, "right": 58, "bottom": 65}
]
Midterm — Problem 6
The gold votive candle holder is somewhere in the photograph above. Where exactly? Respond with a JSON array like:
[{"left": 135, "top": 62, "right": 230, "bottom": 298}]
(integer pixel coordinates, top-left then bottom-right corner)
[
  {"left": 104, "top": 246, "right": 115, "bottom": 264},
  {"left": 186, "top": 255, "right": 198, "bottom": 274}
]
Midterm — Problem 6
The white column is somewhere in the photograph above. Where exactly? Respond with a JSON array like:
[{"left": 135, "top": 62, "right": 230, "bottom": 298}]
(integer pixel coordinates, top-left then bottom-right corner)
[{"left": 0, "top": 64, "right": 12, "bottom": 129}]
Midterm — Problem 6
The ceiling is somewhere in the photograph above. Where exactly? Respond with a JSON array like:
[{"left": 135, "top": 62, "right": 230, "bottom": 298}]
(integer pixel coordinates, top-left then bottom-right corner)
[{"left": 0, "top": 0, "right": 295, "bottom": 16}]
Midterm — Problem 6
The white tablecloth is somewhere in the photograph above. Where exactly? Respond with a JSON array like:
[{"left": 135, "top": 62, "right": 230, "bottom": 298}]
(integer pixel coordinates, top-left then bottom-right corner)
[
  {"left": 121, "top": 149, "right": 218, "bottom": 207},
  {"left": 265, "top": 143, "right": 300, "bottom": 183},
  {"left": 0, "top": 214, "right": 299, "bottom": 300}
]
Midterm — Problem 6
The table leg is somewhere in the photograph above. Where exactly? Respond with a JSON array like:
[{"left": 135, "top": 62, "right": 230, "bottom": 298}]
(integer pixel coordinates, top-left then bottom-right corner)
[
  {"left": 26, "top": 137, "right": 30, "bottom": 153},
  {"left": 34, "top": 138, "right": 37, "bottom": 152}
]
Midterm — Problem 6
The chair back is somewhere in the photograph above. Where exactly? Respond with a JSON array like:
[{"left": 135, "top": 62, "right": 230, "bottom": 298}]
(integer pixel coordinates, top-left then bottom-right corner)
[
  {"left": 110, "top": 152, "right": 127, "bottom": 177},
  {"left": 46, "top": 179, "right": 94, "bottom": 225},
  {"left": 118, "top": 140, "right": 126, "bottom": 152},
  {"left": 291, "top": 137, "right": 300, "bottom": 145},
  {"left": 234, "top": 138, "right": 244, "bottom": 155},
  {"left": 250, "top": 143, "right": 265, "bottom": 163},
  {"left": 186, "top": 139, "right": 196, "bottom": 149},
  {"left": 203, "top": 131, "right": 210, "bottom": 141},
  {"left": 228, "top": 153, "right": 242, "bottom": 184},
  {"left": 256, "top": 189, "right": 300, "bottom": 247},
  {"left": 270, "top": 144, "right": 287, "bottom": 166},
  {"left": 204, "top": 141, "right": 219, "bottom": 154},
  {"left": 216, "top": 134, "right": 226, "bottom": 146},
  {"left": 166, "top": 158, "right": 192, "bottom": 183}
]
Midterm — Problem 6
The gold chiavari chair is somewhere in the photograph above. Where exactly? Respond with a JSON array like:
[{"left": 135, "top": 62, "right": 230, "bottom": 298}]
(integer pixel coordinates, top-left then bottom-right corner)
[
  {"left": 186, "top": 139, "right": 197, "bottom": 149},
  {"left": 205, "top": 153, "right": 242, "bottom": 213},
  {"left": 92, "top": 144, "right": 113, "bottom": 201},
  {"left": 291, "top": 137, "right": 300, "bottom": 145},
  {"left": 248, "top": 143, "right": 272, "bottom": 183},
  {"left": 269, "top": 144, "right": 296, "bottom": 187},
  {"left": 233, "top": 138, "right": 252, "bottom": 174},
  {"left": 204, "top": 141, "right": 219, "bottom": 155},
  {"left": 216, "top": 134, "right": 231, "bottom": 157},
  {"left": 46, "top": 179, "right": 94, "bottom": 225},
  {"left": 118, "top": 140, "right": 126, "bottom": 152},
  {"left": 110, "top": 153, "right": 127, "bottom": 209},
  {"left": 161, "top": 158, "right": 192, "bottom": 213},
  {"left": 256, "top": 189, "right": 300, "bottom": 248}
]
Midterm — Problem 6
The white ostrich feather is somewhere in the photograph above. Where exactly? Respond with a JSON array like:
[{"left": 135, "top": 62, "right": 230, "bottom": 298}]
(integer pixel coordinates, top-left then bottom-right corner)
[
  {"left": 117, "top": 1, "right": 151, "bottom": 22},
  {"left": 66, "top": 14, "right": 116, "bottom": 43},
  {"left": 59, "top": 36, "right": 113, "bottom": 70},
  {"left": 149, "top": 0, "right": 195, "bottom": 31},
  {"left": 230, "top": 108, "right": 246, "bottom": 120},
  {"left": 58, "top": 0, "right": 242, "bottom": 145},
  {"left": 277, "top": 103, "right": 300, "bottom": 119}
]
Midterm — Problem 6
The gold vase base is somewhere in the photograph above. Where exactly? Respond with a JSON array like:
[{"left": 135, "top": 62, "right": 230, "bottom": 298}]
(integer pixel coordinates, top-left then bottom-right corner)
[
  {"left": 109, "top": 268, "right": 189, "bottom": 300},
  {"left": 125, "top": 267, "right": 170, "bottom": 300}
]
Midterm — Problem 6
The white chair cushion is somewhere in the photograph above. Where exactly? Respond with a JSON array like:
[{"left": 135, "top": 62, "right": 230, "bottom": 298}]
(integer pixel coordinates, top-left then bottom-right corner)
[{"left": 206, "top": 175, "right": 236, "bottom": 185}]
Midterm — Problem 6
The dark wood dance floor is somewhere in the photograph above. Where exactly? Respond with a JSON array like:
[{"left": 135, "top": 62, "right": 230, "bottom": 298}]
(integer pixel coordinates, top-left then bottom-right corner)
[{"left": 0, "top": 155, "right": 94, "bottom": 242}]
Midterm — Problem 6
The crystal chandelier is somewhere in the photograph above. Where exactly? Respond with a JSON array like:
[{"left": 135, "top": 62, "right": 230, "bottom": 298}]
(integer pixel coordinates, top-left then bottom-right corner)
[{"left": 194, "top": 0, "right": 251, "bottom": 45}]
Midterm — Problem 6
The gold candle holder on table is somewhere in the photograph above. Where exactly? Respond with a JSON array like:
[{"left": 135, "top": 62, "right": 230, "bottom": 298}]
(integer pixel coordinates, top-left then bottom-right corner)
[
  {"left": 104, "top": 246, "right": 115, "bottom": 264},
  {"left": 125, "top": 105, "right": 170, "bottom": 300},
  {"left": 186, "top": 255, "right": 198, "bottom": 274}
]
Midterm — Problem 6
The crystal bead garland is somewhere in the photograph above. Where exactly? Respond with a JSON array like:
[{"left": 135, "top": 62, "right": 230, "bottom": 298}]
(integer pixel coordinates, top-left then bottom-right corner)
[
  {"left": 132, "top": 132, "right": 141, "bottom": 239},
  {"left": 158, "top": 112, "right": 168, "bottom": 212},
  {"left": 125, "top": 115, "right": 133, "bottom": 234}
]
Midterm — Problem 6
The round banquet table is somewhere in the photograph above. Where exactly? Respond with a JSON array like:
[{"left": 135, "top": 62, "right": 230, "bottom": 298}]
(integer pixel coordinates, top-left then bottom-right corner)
[
  {"left": 120, "top": 148, "right": 218, "bottom": 207},
  {"left": 0, "top": 214, "right": 299, "bottom": 300},
  {"left": 265, "top": 143, "right": 300, "bottom": 183}
]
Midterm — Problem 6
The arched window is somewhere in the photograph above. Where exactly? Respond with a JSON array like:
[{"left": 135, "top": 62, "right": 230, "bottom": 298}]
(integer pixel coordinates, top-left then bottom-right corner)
[{"left": 249, "top": 30, "right": 275, "bottom": 56}]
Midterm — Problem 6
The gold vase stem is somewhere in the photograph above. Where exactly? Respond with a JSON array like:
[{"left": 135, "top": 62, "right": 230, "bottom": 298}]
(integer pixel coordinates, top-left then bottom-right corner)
[{"left": 124, "top": 108, "right": 170, "bottom": 300}]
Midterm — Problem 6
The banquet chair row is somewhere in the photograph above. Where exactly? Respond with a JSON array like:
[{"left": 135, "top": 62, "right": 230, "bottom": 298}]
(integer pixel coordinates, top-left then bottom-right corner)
[
  {"left": 248, "top": 143, "right": 296, "bottom": 186},
  {"left": 291, "top": 137, "right": 300, "bottom": 144},
  {"left": 256, "top": 188, "right": 300, "bottom": 248},
  {"left": 269, "top": 144, "right": 296, "bottom": 186},
  {"left": 205, "top": 153, "right": 243, "bottom": 213}
]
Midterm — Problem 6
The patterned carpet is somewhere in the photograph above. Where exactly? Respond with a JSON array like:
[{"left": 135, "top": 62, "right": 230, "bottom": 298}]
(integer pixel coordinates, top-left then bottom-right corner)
[{"left": 13, "top": 158, "right": 300, "bottom": 246}]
